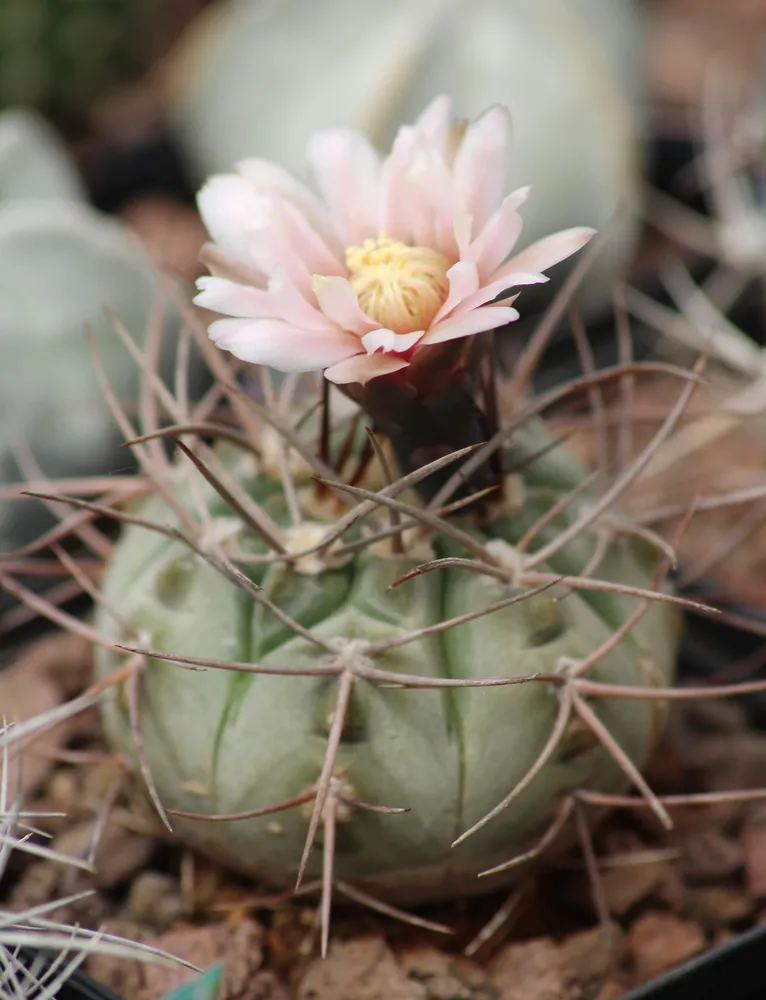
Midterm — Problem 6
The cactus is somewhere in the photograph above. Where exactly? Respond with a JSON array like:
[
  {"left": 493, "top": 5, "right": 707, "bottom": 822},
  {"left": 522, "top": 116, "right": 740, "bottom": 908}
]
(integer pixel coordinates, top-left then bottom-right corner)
[
  {"left": 2, "top": 95, "right": 697, "bottom": 956},
  {"left": 0, "top": 107, "right": 183, "bottom": 556},
  {"left": 91, "top": 383, "right": 683, "bottom": 920}
]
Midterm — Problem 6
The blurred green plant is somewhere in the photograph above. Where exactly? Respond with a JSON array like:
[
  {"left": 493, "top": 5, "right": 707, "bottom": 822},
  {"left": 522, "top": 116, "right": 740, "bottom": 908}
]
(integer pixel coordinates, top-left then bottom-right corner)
[{"left": 0, "top": 0, "right": 153, "bottom": 128}]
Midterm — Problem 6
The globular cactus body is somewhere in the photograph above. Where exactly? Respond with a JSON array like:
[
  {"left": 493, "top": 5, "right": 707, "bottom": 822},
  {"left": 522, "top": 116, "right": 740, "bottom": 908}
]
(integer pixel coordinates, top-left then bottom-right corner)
[{"left": 94, "top": 417, "right": 677, "bottom": 903}]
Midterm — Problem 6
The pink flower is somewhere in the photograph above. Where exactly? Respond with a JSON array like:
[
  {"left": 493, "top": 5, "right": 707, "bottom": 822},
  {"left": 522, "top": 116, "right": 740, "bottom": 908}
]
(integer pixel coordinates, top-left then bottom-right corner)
[{"left": 194, "top": 96, "right": 595, "bottom": 386}]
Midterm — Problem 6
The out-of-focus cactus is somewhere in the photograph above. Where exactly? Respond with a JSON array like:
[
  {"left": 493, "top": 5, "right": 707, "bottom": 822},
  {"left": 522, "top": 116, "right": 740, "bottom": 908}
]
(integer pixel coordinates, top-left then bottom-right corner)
[
  {"left": 0, "top": 108, "right": 84, "bottom": 200},
  {"left": 165, "top": 0, "right": 646, "bottom": 312},
  {"left": 0, "top": 0, "right": 154, "bottom": 127},
  {"left": 0, "top": 109, "right": 177, "bottom": 553}
]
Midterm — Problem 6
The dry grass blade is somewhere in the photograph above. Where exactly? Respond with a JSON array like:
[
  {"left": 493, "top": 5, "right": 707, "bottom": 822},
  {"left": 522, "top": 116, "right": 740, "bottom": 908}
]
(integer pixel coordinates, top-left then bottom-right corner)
[
  {"left": 452, "top": 688, "right": 573, "bottom": 847},
  {"left": 510, "top": 213, "right": 623, "bottom": 397},
  {"left": 480, "top": 796, "right": 575, "bottom": 877},
  {"left": 0, "top": 573, "right": 131, "bottom": 653},
  {"left": 335, "top": 882, "right": 452, "bottom": 935},
  {"left": 320, "top": 785, "right": 337, "bottom": 958},
  {"left": 636, "top": 481, "right": 766, "bottom": 525},
  {"left": 126, "top": 656, "right": 173, "bottom": 831},
  {"left": 614, "top": 287, "right": 636, "bottom": 473},
  {"left": 523, "top": 355, "right": 705, "bottom": 570},
  {"left": 570, "top": 692, "right": 671, "bottom": 829},
  {"left": 85, "top": 327, "right": 197, "bottom": 535},
  {"left": 259, "top": 368, "right": 302, "bottom": 526},
  {"left": 10, "top": 440, "right": 113, "bottom": 562},
  {"left": 579, "top": 788, "right": 766, "bottom": 809},
  {"left": 168, "top": 789, "right": 316, "bottom": 822},
  {"left": 296, "top": 671, "right": 354, "bottom": 891},
  {"left": 516, "top": 472, "right": 598, "bottom": 554},
  {"left": 125, "top": 421, "right": 257, "bottom": 454},
  {"left": 365, "top": 579, "right": 563, "bottom": 654},
  {"left": 1, "top": 485, "right": 145, "bottom": 562},
  {"left": 113, "top": 642, "right": 340, "bottom": 678},
  {"left": 316, "top": 477, "right": 494, "bottom": 563},
  {"left": 172, "top": 439, "right": 286, "bottom": 552},
  {"left": 0, "top": 580, "right": 84, "bottom": 637},
  {"left": 0, "top": 723, "right": 199, "bottom": 1000},
  {"left": 573, "top": 797, "right": 611, "bottom": 934},
  {"left": 570, "top": 308, "right": 609, "bottom": 480},
  {"left": 429, "top": 361, "right": 703, "bottom": 511},
  {"left": 50, "top": 543, "right": 136, "bottom": 638},
  {"left": 312, "top": 442, "right": 483, "bottom": 554},
  {"left": 464, "top": 885, "right": 525, "bottom": 957},
  {"left": 365, "top": 427, "right": 403, "bottom": 553}
]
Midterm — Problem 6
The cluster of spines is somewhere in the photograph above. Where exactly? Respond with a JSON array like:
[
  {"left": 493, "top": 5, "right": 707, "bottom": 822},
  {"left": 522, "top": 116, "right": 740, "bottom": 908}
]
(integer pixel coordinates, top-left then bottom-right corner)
[{"left": 3, "top": 245, "right": 766, "bottom": 962}]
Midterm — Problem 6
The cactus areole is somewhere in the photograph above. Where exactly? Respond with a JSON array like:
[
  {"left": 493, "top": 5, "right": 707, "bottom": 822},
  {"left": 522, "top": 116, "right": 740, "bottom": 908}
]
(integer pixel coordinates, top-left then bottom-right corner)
[{"left": 94, "top": 98, "right": 679, "bottom": 908}]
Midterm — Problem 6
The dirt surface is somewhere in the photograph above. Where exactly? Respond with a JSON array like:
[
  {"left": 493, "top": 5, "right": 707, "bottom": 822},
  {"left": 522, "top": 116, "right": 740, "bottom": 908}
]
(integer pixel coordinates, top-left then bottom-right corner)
[{"left": 3, "top": 632, "right": 766, "bottom": 999}]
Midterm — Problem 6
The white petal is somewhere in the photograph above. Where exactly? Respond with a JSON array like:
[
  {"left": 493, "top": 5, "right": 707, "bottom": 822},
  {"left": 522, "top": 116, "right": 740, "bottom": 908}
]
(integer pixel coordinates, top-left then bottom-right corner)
[
  {"left": 197, "top": 174, "right": 268, "bottom": 264},
  {"left": 431, "top": 260, "right": 479, "bottom": 324},
  {"left": 312, "top": 276, "right": 377, "bottom": 334},
  {"left": 420, "top": 304, "right": 520, "bottom": 346},
  {"left": 496, "top": 226, "right": 596, "bottom": 280},
  {"left": 199, "top": 243, "right": 266, "bottom": 287},
  {"left": 468, "top": 187, "right": 529, "bottom": 279},
  {"left": 267, "top": 275, "right": 339, "bottom": 331},
  {"left": 194, "top": 276, "right": 270, "bottom": 317},
  {"left": 208, "top": 318, "right": 359, "bottom": 371},
  {"left": 361, "top": 329, "right": 423, "bottom": 355},
  {"left": 271, "top": 197, "right": 345, "bottom": 277},
  {"left": 455, "top": 271, "right": 547, "bottom": 315},
  {"left": 452, "top": 105, "right": 514, "bottom": 236},
  {"left": 307, "top": 127, "right": 380, "bottom": 245},
  {"left": 236, "top": 158, "right": 342, "bottom": 253},
  {"left": 324, "top": 353, "right": 410, "bottom": 385},
  {"left": 414, "top": 95, "right": 454, "bottom": 148}
]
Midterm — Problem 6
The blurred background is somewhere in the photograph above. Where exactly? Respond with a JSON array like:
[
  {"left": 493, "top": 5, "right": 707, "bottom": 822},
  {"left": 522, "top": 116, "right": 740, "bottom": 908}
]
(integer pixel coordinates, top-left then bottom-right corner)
[{"left": 2, "top": 0, "right": 766, "bottom": 569}]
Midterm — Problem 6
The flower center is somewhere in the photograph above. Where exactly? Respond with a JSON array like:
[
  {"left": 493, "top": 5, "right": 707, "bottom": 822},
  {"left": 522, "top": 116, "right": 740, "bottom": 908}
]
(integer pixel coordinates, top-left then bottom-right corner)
[{"left": 345, "top": 235, "right": 450, "bottom": 333}]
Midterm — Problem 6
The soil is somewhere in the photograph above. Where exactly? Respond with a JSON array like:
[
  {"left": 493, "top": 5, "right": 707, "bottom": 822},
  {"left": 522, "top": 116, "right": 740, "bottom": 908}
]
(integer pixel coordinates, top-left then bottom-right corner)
[{"left": 3, "top": 630, "right": 766, "bottom": 999}]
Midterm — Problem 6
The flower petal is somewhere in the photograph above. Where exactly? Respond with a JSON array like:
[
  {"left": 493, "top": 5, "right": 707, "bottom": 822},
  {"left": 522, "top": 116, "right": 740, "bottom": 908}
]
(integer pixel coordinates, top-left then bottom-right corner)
[
  {"left": 267, "top": 275, "right": 339, "bottom": 331},
  {"left": 455, "top": 270, "right": 547, "bottom": 315},
  {"left": 270, "top": 197, "right": 345, "bottom": 278},
  {"left": 414, "top": 95, "right": 454, "bottom": 152},
  {"left": 420, "top": 304, "right": 520, "bottom": 347},
  {"left": 452, "top": 105, "right": 513, "bottom": 236},
  {"left": 307, "top": 127, "right": 380, "bottom": 245},
  {"left": 312, "top": 276, "right": 377, "bottom": 335},
  {"left": 197, "top": 175, "right": 269, "bottom": 270},
  {"left": 494, "top": 226, "right": 596, "bottom": 282},
  {"left": 468, "top": 186, "right": 529, "bottom": 279},
  {"left": 194, "top": 276, "right": 271, "bottom": 317},
  {"left": 208, "top": 318, "right": 359, "bottom": 371},
  {"left": 235, "top": 158, "right": 342, "bottom": 255},
  {"left": 431, "top": 260, "right": 479, "bottom": 324},
  {"left": 199, "top": 243, "right": 266, "bottom": 287},
  {"left": 324, "top": 353, "right": 410, "bottom": 385},
  {"left": 361, "top": 329, "right": 423, "bottom": 355},
  {"left": 380, "top": 132, "right": 456, "bottom": 256}
]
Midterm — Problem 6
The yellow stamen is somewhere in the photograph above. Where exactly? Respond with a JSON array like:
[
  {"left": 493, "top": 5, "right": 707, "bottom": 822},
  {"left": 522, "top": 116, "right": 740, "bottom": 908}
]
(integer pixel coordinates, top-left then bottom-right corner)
[{"left": 345, "top": 235, "right": 450, "bottom": 333}]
